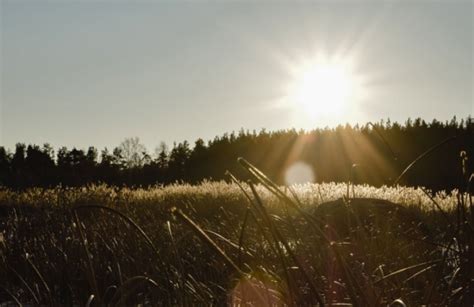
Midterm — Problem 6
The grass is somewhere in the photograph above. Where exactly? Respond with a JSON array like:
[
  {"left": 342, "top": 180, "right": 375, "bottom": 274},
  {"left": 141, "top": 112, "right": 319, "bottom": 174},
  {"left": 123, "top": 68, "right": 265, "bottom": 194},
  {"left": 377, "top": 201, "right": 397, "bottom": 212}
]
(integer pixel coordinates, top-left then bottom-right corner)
[{"left": 0, "top": 162, "right": 472, "bottom": 305}]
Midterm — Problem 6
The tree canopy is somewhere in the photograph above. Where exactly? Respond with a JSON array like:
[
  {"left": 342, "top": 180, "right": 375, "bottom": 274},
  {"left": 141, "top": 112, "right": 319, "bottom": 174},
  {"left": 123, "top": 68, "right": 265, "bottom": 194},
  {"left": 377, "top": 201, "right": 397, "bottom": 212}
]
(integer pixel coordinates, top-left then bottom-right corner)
[{"left": 0, "top": 117, "right": 472, "bottom": 192}]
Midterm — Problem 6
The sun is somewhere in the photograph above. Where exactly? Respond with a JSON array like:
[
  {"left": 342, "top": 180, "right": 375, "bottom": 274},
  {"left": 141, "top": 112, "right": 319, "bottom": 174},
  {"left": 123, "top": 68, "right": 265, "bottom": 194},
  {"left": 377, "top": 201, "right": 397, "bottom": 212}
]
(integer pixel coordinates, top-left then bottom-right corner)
[{"left": 286, "top": 56, "right": 362, "bottom": 122}]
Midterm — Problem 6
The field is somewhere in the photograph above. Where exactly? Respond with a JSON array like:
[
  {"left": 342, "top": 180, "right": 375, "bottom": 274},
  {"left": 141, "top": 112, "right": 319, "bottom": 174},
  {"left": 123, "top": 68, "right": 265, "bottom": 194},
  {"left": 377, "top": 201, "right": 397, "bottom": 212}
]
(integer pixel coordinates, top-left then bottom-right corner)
[
  {"left": 3, "top": 0, "right": 472, "bottom": 305},
  {"left": 0, "top": 163, "right": 472, "bottom": 306}
]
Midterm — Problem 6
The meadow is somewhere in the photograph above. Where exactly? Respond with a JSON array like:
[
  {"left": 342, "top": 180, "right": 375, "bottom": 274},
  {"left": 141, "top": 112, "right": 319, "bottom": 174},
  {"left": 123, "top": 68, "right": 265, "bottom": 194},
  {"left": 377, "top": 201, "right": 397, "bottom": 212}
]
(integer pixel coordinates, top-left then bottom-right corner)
[{"left": 0, "top": 158, "right": 472, "bottom": 306}]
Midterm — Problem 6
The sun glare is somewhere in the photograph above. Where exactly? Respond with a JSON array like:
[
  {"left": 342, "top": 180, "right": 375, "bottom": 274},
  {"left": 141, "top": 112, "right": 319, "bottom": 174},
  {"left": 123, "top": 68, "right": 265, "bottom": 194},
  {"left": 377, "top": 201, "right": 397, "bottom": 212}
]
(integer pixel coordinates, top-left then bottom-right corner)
[{"left": 286, "top": 56, "right": 363, "bottom": 124}]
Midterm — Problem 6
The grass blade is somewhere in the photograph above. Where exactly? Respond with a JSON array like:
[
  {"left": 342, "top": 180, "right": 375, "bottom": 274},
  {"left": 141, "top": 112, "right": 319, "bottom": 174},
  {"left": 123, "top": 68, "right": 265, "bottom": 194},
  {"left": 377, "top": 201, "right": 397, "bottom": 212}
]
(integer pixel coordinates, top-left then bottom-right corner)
[
  {"left": 171, "top": 207, "right": 244, "bottom": 275},
  {"left": 394, "top": 136, "right": 457, "bottom": 185}
]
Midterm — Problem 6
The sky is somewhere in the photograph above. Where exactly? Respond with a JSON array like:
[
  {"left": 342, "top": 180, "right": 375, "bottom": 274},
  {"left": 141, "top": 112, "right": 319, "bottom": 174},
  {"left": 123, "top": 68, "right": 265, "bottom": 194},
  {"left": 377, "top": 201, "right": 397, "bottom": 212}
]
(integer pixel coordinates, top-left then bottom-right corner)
[{"left": 1, "top": 0, "right": 472, "bottom": 152}]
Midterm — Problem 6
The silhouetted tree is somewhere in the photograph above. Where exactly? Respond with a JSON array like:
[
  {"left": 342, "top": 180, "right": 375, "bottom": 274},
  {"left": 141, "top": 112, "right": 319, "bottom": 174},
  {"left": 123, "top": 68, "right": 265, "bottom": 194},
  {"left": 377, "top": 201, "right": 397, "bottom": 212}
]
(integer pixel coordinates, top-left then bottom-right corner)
[
  {"left": 11, "top": 144, "right": 27, "bottom": 188},
  {"left": 155, "top": 142, "right": 169, "bottom": 170},
  {"left": 118, "top": 137, "right": 148, "bottom": 168},
  {"left": 0, "top": 147, "right": 10, "bottom": 186},
  {"left": 188, "top": 138, "right": 208, "bottom": 182},
  {"left": 24, "top": 144, "right": 55, "bottom": 186},
  {"left": 168, "top": 141, "right": 191, "bottom": 182},
  {"left": 0, "top": 116, "right": 472, "bottom": 191}
]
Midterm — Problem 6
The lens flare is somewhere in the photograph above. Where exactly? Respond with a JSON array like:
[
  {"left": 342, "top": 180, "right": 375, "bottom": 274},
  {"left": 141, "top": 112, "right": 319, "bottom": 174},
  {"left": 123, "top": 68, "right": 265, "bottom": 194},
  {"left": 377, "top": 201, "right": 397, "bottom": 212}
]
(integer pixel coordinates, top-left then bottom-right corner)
[
  {"left": 230, "top": 276, "right": 283, "bottom": 305},
  {"left": 285, "top": 161, "right": 315, "bottom": 185}
]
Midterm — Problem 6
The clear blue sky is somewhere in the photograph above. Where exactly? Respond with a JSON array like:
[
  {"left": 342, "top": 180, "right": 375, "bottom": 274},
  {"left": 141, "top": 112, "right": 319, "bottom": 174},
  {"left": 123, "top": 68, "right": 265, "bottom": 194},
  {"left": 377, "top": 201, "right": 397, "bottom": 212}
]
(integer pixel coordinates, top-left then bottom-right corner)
[{"left": 1, "top": 0, "right": 472, "bottom": 152}]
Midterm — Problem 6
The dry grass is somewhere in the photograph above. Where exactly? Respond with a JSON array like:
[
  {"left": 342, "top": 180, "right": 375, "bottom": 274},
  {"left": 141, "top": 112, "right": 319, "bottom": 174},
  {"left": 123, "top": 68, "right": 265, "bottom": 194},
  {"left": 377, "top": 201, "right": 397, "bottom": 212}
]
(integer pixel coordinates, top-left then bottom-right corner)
[{"left": 0, "top": 170, "right": 472, "bottom": 305}]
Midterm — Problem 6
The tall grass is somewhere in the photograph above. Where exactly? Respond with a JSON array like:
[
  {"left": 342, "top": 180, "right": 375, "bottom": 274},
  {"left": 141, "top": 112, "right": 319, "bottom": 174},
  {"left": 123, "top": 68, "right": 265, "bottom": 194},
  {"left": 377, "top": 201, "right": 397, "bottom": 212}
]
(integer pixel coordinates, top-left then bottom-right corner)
[{"left": 0, "top": 164, "right": 471, "bottom": 305}]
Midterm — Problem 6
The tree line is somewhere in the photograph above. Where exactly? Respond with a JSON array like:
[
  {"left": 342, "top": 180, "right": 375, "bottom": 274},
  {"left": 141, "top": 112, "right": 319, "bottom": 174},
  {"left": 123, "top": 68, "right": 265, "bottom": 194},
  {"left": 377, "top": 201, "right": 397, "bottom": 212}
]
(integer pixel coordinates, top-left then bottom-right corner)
[{"left": 0, "top": 117, "right": 472, "bottom": 191}]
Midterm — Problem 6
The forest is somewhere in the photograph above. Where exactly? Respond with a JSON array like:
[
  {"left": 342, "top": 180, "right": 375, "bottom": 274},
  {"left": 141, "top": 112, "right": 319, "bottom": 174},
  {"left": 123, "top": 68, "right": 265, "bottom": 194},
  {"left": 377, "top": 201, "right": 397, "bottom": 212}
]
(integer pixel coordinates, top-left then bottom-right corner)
[
  {"left": 0, "top": 116, "right": 472, "bottom": 191},
  {"left": 1, "top": 117, "right": 473, "bottom": 305}
]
